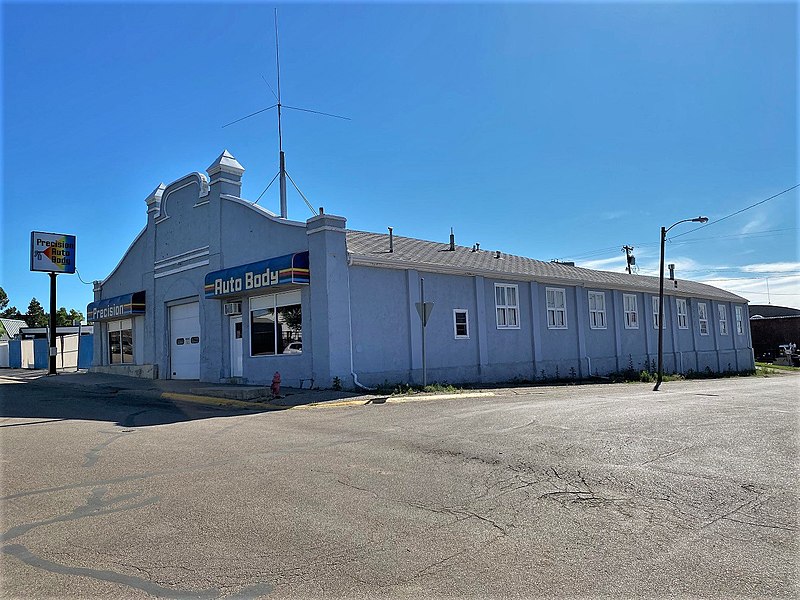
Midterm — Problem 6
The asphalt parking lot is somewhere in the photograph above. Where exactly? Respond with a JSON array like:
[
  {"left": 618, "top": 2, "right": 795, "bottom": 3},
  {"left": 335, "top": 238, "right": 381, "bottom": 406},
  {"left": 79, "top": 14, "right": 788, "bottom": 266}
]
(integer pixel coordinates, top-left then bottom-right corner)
[{"left": 1, "top": 372, "right": 798, "bottom": 599}]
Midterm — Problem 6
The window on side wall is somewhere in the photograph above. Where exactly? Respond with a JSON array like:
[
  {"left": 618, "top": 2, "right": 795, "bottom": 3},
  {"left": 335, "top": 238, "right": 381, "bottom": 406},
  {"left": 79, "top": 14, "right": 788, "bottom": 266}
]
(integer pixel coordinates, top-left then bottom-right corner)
[
  {"left": 250, "top": 290, "right": 302, "bottom": 356},
  {"left": 735, "top": 306, "right": 744, "bottom": 335},
  {"left": 453, "top": 309, "right": 469, "bottom": 339},
  {"left": 495, "top": 284, "right": 519, "bottom": 329},
  {"left": 698, "top": 302, "right": 709, "bottom": 335},
  {"left": 623, "top": 294, "right": 638, "bottom": 329},
  {"left": 718, "top": 304, "right": 728, "bottom": 335},
  {"left": 546, "top": 287, "right": 567, "bottom": 329},
  {"left": 108, "top": 318, "right": 134, "bottom": 364},
  {"left": 652, "top": 296, "right": 665, "bottom": 329},
  {"left": 676, "top": 298, "right": 689, "bottom": 329},
  {"left": 588, "top": 291, "right": 606, "bottom": 329}
]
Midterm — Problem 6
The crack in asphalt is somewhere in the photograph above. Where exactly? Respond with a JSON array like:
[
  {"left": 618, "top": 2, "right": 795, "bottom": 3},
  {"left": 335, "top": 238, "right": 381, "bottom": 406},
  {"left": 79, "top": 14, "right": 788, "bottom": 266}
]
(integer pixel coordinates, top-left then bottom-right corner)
[{"left": 2, "top": 544, "right": 275, "bottom": 599}]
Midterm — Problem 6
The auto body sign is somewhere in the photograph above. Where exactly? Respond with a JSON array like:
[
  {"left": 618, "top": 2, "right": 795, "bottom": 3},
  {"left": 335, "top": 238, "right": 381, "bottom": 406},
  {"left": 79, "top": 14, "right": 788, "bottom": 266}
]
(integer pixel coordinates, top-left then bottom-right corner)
[{"left": 30, "top": 231, "right": 77, "bottom": 274}]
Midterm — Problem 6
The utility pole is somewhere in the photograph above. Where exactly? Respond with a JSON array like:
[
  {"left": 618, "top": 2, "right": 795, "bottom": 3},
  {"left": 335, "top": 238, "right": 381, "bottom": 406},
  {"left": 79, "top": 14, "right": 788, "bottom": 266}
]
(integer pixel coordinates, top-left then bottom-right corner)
[{"left": 622, "top": 245, "right": 635, "bottom": 274}]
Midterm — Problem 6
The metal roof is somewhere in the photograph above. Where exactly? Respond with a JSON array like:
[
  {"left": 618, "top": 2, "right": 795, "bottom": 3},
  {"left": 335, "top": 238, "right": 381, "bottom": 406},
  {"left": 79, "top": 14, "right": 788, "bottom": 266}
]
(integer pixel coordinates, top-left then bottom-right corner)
[
  {"left": 0, "top": 318, "right": 27, "bottom": 339},
  {"left": 345, "top": 230, "right": 747, "bottom": 303}
]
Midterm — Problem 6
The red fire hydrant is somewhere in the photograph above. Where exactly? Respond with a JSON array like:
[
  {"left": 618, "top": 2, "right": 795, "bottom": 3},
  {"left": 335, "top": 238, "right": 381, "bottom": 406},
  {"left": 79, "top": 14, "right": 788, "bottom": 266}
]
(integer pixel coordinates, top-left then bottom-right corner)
[{"left": 271, "top": 371, "right": 281, "bottom": 398}]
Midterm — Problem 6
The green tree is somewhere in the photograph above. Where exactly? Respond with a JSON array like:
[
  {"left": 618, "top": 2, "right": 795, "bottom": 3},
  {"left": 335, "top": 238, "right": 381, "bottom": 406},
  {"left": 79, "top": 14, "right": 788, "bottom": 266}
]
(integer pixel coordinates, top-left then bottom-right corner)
[
  {"left": 52, "top": 307, "right": 84, "bottom": 326},
  {"left": 55, "top": 307, "right": 71, "bottom": 327},
  {"left": 25, "top": 297, "right": 48, "bottom": 328},
  {"left": 0, "top": 287, "right": 23, "bottom": 319}
]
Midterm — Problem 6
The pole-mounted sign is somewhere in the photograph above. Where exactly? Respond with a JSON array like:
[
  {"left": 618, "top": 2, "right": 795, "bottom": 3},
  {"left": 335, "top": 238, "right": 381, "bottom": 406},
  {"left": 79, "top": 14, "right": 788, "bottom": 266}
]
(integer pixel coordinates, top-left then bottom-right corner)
[
  {"left": 30, "top": 231, "right": 77, "bottom": 375},
  {"left": 30, "top": 232, "right": 77, "bottom": 274}
]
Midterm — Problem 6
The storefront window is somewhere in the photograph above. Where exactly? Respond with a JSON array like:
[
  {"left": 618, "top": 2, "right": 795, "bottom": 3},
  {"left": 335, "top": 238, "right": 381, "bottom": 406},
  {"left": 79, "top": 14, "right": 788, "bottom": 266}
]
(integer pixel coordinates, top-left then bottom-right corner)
[
  {"left": 108, "top": 319, "right": 134, "bottom": 364},
  {"left": 250, "top": 291, "right": 302, "bottom": 356}
]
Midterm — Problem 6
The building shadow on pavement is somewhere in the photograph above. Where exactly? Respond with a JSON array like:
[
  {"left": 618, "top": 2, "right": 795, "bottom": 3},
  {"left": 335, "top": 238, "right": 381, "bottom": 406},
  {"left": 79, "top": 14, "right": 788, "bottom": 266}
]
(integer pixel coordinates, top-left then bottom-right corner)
[{"left": 0, "top": 370, "right": 282, "bottom": 428}]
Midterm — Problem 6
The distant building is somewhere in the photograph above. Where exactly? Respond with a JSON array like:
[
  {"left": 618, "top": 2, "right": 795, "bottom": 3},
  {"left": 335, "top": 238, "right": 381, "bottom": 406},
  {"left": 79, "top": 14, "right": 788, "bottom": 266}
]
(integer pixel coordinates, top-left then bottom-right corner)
[
  {"left": 0, "top": 318, "right": 26, "bottom": 341},
  {"left": 87, "top": 151, "right": 756, "bottom": 386},
  {"left": 748, "top": 305, "right": 800, "bottom": 361},
  {"left": 0, "top": 318, "right": 27, "bottom": 368}
]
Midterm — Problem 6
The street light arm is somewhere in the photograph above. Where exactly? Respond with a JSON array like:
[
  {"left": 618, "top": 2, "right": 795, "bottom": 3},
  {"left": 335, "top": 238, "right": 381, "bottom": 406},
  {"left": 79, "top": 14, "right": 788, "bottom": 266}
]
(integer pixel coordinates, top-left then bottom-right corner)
[{"left": 665, "top": 216, "right": 708, "bottom": 235}]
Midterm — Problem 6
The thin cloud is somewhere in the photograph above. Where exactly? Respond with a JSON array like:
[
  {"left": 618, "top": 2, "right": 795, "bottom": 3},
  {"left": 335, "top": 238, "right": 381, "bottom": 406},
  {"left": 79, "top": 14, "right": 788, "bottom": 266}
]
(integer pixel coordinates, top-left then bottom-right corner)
[
  {"left": 740, "top": 215, "right": 767, "bottom": 235},
  {"left": 741, "top": 262, "right": 800, "bottom": 274},
  {"left": 579, "top": 255, "right": 628, "bottom": 270}
]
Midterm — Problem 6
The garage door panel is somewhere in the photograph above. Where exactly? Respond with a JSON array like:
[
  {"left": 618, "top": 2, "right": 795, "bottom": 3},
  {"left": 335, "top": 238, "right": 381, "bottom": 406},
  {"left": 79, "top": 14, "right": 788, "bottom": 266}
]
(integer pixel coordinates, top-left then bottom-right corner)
[{"left": 170, "top": 302, "right": 200, "bottom": 379}]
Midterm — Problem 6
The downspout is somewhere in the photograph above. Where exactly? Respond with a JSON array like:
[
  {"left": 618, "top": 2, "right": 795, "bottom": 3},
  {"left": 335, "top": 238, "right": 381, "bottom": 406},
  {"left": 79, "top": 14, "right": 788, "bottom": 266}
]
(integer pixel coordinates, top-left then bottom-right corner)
[{"left": 346, "top": 253, "right": 375, "bottom": 391}]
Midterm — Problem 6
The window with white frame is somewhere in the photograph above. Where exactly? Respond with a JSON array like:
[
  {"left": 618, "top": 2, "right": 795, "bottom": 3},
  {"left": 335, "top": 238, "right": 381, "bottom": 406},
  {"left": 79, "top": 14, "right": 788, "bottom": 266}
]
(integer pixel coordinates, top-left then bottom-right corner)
[
  {"left": 250, "top": 290, "right": 303, "bottom": 356},
  {"left": 718, "top": 304, "right": 728, "bottom": 335},
  {"left": 676, "top": 298, "right": 688, "bottom": 329},
  {"left": 588, "top": 291, "right": 606, "bottom": 329},
  {"left": 495, "top": 284, "right": 519, "bottom": 329},
  {"left": 652, "top": 296, "right": 665, "bottom": 329},
  {"left": 698, "top": 302, "right": 709, "bottom": 335},
  {"left": 735, "top": 306, "right": 744, "bottom": 335},
  {"left": 623, "top": 294, "right": 638, "bottom": 329},
  {"left": 453, "top": 309, "right": 469, "bottom": 339},
  {"left": 546, "top": 287, "right": 567, "bottom": 329}
]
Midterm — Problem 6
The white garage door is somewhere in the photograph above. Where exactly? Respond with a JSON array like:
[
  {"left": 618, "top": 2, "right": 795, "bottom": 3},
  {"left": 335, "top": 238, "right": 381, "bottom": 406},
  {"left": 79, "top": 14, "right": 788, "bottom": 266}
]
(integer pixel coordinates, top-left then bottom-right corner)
[{"left": 170, "top": 302, "right": 201, "bottom": 379}]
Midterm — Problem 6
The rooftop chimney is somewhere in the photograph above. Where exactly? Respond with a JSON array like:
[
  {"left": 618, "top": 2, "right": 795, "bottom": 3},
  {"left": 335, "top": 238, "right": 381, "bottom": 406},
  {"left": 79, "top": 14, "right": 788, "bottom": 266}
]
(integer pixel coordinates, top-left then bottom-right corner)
[{"left": 449, "top": 228, "right": 455, "bottom": 251}]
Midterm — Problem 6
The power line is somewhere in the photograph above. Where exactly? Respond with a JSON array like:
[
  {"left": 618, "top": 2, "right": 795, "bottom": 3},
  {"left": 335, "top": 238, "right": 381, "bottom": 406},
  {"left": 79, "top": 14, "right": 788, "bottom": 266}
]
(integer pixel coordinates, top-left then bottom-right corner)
[
  {"left": 670, "top": 183, "right": 800, "bottom": 240},
  {"left": 697, "top": 273, "right": 799, "bottom": 280},
  {"left": 559, "top": 185, "right": 799, "bottom": 261},
  {"left": 566, "top": 228, "right": 796, "bottom": 262},
  {"left": 74, "top": 269, "right": 94, "bottom": 285}
]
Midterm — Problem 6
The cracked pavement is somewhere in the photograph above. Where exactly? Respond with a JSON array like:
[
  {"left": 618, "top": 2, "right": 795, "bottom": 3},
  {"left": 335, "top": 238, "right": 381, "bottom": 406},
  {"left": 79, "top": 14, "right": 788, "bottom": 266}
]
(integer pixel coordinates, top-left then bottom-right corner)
[{"left": 1, "top": 374, "right": 798, "bottom": 598}]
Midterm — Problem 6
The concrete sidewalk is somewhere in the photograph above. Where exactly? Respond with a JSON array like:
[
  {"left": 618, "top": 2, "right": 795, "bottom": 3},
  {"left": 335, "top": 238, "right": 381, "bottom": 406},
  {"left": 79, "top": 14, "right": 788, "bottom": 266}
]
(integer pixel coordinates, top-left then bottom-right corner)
[{"left": 0, "top": 368, "right": 365, "bottom": 410}]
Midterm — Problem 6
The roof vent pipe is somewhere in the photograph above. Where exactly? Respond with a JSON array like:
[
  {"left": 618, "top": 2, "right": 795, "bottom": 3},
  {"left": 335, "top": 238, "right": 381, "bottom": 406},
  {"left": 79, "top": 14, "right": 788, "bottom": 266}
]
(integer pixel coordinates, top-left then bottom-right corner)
[
  {"left": 388, "top": 227, "right": 394, "bottom": 253},
  {"left": 668, "top": 263, "right": 675, "bottom": 280},
  {"left": 319, "top": 207, "right": 324, "bottom": 215},
  {"left": 449, "top": 228, "right": 455, "bottom": 251},
  {"left": 495, "top": 250, "right": 501, "bottom": 259},
  {"left": 475, "top": 242, "right": 480, "bottom": 251}
]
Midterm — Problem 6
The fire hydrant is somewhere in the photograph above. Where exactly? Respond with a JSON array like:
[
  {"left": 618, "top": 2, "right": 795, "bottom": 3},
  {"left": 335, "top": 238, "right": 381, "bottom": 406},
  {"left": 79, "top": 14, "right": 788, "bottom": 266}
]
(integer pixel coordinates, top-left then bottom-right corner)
[{"left": 271, "top": 371, "right": 281, "bottom": 398}]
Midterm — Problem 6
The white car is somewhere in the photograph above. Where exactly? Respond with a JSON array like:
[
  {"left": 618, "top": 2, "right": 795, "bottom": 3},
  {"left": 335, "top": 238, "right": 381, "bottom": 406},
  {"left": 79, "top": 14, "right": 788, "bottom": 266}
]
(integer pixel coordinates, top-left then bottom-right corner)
[{"left": 283, "top": 341, "right": 302, "bottom": 354}]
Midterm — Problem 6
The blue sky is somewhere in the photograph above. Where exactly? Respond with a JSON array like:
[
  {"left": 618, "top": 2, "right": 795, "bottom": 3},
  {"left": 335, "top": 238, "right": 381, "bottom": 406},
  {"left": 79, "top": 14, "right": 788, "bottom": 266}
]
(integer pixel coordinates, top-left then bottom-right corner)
[{"left": 2, "top": 2, "right": 798, "bottom": 315}]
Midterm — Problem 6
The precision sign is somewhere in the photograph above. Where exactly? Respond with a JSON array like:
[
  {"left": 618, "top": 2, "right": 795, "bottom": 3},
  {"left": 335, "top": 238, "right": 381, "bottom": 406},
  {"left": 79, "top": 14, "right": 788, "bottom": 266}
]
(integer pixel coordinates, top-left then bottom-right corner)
[{"left": 30, "top": 232, "right": 76, "bottom": 274}]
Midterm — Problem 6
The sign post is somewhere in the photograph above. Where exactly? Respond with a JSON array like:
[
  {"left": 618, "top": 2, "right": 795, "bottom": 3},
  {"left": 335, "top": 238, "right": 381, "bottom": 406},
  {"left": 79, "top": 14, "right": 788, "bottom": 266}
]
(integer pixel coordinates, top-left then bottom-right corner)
[
  {"left": 415, "top": 278, "right": 434, "bottom": 387},
  {"left": 30, "top": 232, "right": 77, "bottom": 376}
]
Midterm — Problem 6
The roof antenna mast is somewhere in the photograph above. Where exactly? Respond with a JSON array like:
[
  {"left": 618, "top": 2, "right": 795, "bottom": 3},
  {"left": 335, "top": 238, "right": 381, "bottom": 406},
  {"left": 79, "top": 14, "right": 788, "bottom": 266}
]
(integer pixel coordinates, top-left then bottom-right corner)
[
  {"left": 222, "top": 8, "right": 351, "bottom": 219},
  {"left": 275, "top": 9, "right": 288, "bottom": 219}
]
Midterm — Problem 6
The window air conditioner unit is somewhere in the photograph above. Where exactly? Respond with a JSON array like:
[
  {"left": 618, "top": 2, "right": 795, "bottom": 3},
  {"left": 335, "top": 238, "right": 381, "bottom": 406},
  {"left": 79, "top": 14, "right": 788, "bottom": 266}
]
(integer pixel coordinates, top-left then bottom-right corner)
[{"left": 224, "top": 302, "right": 242, "bottom": 316}]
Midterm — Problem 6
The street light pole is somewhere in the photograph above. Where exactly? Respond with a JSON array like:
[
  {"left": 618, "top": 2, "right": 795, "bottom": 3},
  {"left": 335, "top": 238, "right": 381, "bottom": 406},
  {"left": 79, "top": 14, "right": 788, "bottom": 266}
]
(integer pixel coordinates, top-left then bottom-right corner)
[{"left": 654, "top": 216, "right": 708, "bottom": 391}]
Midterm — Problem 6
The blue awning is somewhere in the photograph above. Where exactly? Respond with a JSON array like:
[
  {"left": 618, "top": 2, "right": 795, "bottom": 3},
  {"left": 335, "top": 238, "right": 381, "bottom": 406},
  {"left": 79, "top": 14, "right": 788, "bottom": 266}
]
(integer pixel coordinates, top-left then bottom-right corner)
[
  {"left": 204, "top": 251, "right": 309, "bottom": 298},
  {"left": 87, "top": 291, "right": 146, "bottom": 322}
]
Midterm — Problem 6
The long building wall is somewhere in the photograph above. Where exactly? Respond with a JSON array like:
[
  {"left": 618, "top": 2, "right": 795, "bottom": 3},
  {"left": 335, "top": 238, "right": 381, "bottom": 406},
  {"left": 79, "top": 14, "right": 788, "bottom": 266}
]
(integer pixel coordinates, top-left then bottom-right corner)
[{"left": 348, "top": 265, "right": 755, "bottom": 386}]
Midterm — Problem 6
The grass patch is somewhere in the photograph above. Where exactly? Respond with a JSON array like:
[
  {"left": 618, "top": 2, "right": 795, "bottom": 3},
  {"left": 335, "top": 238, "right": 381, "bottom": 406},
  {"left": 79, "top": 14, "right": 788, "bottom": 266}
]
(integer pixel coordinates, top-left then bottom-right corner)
[
  {"left": 375, "top": 381, "right": 464, "bottom": 396},
  {"left": 756, "top": 361, "right": 800, "bottom": 372}
]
